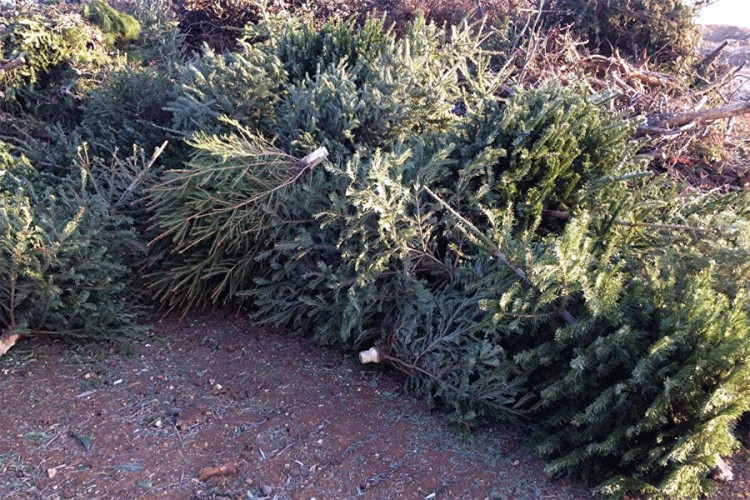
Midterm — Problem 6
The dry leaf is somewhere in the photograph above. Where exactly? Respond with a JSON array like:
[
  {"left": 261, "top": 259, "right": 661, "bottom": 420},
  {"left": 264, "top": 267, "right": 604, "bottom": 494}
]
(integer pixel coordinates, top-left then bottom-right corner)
[
  {"left": 47, "top": 468, "right": 57, "bottom": 479},
  {"left": 0, "top": 332, "right": 19, "bottom": 357}
]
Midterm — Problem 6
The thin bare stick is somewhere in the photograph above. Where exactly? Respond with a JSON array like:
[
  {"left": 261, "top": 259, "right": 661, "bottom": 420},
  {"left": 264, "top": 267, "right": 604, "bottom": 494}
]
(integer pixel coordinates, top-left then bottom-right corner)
[
  {"left": 697, "top": 40, "right": 728, "bottom": 72},
  {"left": 639, "top": 101, "right": 750, "bottom": 135},
  {"left": 115, "top": 141, "right": 169, "bottom": 208}
]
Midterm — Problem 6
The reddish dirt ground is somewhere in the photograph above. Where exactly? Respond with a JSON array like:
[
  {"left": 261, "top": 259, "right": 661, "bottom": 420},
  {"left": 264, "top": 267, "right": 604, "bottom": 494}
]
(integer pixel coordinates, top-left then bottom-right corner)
[
  {"left": 1, "top": 314, "right": 749, "bottom": 499},
  {"left": 0, "top": 313, "right": 595, "bottom": 499}
]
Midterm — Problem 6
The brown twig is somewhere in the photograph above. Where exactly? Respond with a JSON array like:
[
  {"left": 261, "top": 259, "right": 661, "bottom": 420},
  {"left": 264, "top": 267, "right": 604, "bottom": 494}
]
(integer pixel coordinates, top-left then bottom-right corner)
[
  {"left": 698, "top": 40, "right": 728, "bottom": 72},
  {"left": 581, "top": 54, "right": 683, "bottom": 89},
  {"left": 637, "top": 101, "right": 750, "bottom": 136},
  {"left": 0, "top": 56, "right": 25, "bottom": 73}
]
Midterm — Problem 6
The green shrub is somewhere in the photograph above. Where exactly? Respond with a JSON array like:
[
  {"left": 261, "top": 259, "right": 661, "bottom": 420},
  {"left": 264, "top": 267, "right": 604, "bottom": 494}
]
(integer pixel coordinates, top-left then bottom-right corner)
[
  {"left": 551, "top": 0, "right": 699, "bottom": 64},
  {"left": 83, "top": 0, "right": 142, "bottom": 46},
  {"left": 274, "top": 16, "right": 393, "bottom": 83}
]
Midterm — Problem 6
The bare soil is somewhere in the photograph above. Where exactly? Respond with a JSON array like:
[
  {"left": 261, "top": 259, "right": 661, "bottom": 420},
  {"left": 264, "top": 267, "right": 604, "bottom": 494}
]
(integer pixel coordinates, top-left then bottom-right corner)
[
  {"left": 0, "top": 313, "right": 596, "bottom": 499},
  {"left": 1, "top": 321, "right": 749, "bottom": 499}
]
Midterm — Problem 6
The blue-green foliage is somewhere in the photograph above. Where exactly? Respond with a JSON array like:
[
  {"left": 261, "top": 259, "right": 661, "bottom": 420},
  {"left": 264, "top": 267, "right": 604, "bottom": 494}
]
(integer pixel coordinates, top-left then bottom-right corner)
[
  {"left": 153, "top": 46, "right": 750, "bottom": 497},
  {"left": 18, "top": 9, "right": 743, "bottom": 499},
  {"left": 151, "top": 15, "right": 479, "bottom": 310},
  {"left": 81, "top": 66, "right": 175, "bottom": 157},
  {"left": 0, "top": 144, "right": 143, "bottom": 338}
]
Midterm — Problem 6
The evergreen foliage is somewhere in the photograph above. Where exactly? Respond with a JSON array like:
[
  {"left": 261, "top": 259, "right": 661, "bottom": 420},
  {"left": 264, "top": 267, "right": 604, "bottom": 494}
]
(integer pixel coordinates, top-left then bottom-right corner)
[
  {"left": 0, "top": 4, "right": 169, "bottom": 343},
  {"left": 151, "top": 16, "right": 488, "bottom": 309},
  {"left": 81, "top": 65, "right": 175, "bottom": 156},
  {"left": 2, "top": 5, "right": 749, "bottom": 499},
  {"left": 148, "top": 123, "right": 307, "bottom": 310},
  {"left": 0, "top": 142, "right": 149, "bottom": 339},
  {"left": 550, "top": 0, "right": 699, "bottom": 64},
  {"left": 123, "top": 0, "right": 185, "bottom": 68},
  {"left": 153, "top": 56, "right": 750, "bottom": 496},
  {"left": 0, "top": 10, "right": 115, "bottom": 111},
  {"left": 83, "top": 0, "right": 142, "bottom": 46},
  {"left": 166, "top": 41, "right": 284, "bottom": 138}
]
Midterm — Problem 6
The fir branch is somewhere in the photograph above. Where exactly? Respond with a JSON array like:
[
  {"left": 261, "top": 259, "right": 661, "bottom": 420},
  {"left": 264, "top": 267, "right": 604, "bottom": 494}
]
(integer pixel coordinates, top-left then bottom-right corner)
[
  {"left": 542, "top": 209, "right": 717, "bottom": 233},
  {"left": 424, "top": 186, "right": 578, "bottom": 326}
]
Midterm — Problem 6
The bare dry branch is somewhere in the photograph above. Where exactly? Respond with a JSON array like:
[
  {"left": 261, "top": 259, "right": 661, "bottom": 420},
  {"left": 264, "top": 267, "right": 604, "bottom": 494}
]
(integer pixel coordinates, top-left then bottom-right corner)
[
  {"left": 0, "top": 56, "right": 25, "bottom": 73},
  {"left": 698, "top": 40, "right": 728, "bottom": 72},
  {"left": 638, "top": 101, "right": 750, "bottom": 136}
]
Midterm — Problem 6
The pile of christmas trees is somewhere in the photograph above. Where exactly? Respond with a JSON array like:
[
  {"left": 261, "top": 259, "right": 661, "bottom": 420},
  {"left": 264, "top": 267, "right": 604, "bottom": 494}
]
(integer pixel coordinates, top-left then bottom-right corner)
[
  {"left": 148, "top": 14, "right": 750, "bottom": 498},
  {"left": 2, "top": 1, "right": 749, "bottom": 497},
  {"left": 0, "top": 3, "right": 157, "bottom": 340}
]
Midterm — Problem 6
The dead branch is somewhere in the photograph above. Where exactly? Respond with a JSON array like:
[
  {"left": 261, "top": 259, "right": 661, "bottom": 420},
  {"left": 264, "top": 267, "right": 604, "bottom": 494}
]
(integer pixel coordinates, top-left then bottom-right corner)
[
  {"left": 638, "top": 101, "right": 750, "bottom": 136},
  {"left": 198, "top": 463, "right": 238, "bottom": 481},
  {"left": 686, "top": 63, "right": 747, "bottom": 106},
  {"left": 581, "top": 54, "right": 683, "bottom": 89},
  {"left": 698, "top": 41, "right": 728, "bottom": 72},
  {"left": 0, "top": 56, "right": 25, "bottom": 73},
  {"left": 635, "top": 122, "right": 697, "bottom": 137}
]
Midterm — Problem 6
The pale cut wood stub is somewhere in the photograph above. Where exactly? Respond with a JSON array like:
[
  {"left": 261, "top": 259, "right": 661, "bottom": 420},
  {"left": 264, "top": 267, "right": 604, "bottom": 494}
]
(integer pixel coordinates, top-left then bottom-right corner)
[
  {"left": 0, "top": 332, "right": 19, "bottom": 357},
  {"left": 710, "top": 456, "right": 734, "bottom": 483},
  {"left": 359, "top": 347, "right": 383, "bottom": 364},
  {"left": 300, "top": 147, "right": 329, "bottom": 168}
]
